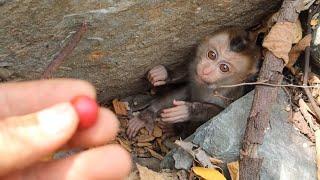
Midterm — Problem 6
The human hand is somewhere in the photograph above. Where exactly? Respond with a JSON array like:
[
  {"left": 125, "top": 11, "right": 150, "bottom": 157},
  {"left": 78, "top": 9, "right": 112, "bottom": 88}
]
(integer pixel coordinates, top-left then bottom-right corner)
[{"left": 0, "top": 79, "right": 131, "bottom": 179}]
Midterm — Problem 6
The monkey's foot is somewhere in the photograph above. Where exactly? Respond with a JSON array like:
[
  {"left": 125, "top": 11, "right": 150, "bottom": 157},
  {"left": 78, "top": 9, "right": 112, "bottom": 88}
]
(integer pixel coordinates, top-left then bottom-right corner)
[{"left": 127, "top": 117, "right": 146, "bottom": 139}]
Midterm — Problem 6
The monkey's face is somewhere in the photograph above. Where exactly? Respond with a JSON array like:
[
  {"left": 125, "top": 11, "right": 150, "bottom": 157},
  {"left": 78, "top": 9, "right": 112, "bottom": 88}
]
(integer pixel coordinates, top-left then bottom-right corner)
[{"left": 194, "top": 30, "right": 260, "bottom": 86}]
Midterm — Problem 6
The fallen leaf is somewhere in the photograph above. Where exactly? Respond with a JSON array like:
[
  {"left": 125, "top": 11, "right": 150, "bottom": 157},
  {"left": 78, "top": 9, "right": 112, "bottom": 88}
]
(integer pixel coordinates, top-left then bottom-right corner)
[
  {"left": 136, "top": 142, "right": 153, "bottom": 147},
  {"left": 308, "top": 73, "right": 320, "bottom": 106},
  {"left": 175, "top": 140, "right": 197, "bottom": 156},
  {"left": 194, "top": 148, "right": 217, "bottom": 169},
  {"left": 209, "top": 157, "right": 224, "bottom": 165},
  {"left": 311, "top": 19, "right": 319, "bottom": 26},
  {"left": 136, "top": 164, "right": 165, "bottom": 180},
  {"left": 153, "top": 125, "right": 163, "bottom": 137},
  {"left": 140, "top": 128, "right": 149, "bottom": 135},
  {"left": 192, "top": 167, "right": 226, "bottom": 180},
  {"left": 136, "top": 164, "right": 178, "bottom": 180},
  {"left": 287, "top": 34, "right": 312, "bottom": 72},
  {"left": 112, "top": 99, "right": 128, "bottom": 116},
  {"left": 263, "top": 22, "right": 296, "bottom": 64},
  {"left": 117, "top": 138, "right": 132, "bottom": 152},
  {"left": 299, "top": 99, "right": 317, "bottom": 131},
  {"left": 157, "top": 138, "right": 169, "bottom": 154},
  {"left": 315, "top": 130, "right": 320, "bottom": 179},
  {"left": 291, "top": 111, "right": 315, "bottom": 142},
  {"left": 146, "top": 147, "right": 164, "bottom": 160},
  {"left": 227, "top": 161, "right": 239, "bottom": 180},
  {"left": 137, "top": 134, "right": 155, "bottom": 143},
  {"left": 126, "top": 170, "right": 140, "bottom": 180}
]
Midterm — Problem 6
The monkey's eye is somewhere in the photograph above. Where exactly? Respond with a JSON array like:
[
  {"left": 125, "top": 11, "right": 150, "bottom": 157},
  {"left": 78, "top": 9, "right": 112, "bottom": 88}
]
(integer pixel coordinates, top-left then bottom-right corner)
[
  {"left": 219, "top": 64, "right": 229, "bottom": 72},
  {"left": 207, "top": 50, "right": 217, "bottom": 60}
]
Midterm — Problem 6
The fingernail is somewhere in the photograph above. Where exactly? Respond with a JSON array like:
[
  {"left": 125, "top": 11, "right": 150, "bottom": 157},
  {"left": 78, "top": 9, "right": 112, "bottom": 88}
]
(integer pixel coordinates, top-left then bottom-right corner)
[{"left": 37, "top": 103, "right": 77, "bottom": 135}]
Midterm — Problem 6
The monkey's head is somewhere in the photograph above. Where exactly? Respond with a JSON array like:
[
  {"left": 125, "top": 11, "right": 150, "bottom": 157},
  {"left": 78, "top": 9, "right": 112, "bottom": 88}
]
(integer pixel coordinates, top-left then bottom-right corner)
[{"left": 191, "top": 28, "right": 261, "bottom": 87}]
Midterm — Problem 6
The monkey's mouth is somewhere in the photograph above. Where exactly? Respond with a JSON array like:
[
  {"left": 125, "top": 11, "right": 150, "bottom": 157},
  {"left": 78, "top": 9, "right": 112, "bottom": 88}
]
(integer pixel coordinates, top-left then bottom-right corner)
[{"left": 195, "top": 73, "right": 214, "bottom": 86}]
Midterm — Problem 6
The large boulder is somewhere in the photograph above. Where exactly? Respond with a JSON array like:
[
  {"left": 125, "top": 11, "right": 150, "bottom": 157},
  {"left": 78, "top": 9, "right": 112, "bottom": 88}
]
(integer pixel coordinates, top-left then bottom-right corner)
[
  {"left": 161, "top": 90, "right": 317, "bottom": 179},
  {"left": 0, "top": 0, "right": 281, "bottom": 101}
]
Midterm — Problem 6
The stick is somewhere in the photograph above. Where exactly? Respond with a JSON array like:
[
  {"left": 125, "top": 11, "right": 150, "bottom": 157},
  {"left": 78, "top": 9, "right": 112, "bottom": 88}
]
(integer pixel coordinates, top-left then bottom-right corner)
[
  {"left": 41, "top": 22, "right": 88, "bottom": 79},
  {"left": 239, "top": 0, "right": 304, "bottom": 179}
]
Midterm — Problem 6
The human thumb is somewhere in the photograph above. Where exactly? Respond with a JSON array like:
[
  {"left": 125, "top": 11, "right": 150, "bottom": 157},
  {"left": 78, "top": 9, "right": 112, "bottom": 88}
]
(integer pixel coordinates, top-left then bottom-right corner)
[{"left": 0, "top": 102, "right": 78, "bottom": 176}]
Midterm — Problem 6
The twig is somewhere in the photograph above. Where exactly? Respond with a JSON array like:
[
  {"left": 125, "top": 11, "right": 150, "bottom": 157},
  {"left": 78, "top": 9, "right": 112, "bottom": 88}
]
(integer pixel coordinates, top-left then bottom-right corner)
[
  {"left": 219, "top": 81, "right": 320, "bottom": 88},
  {"left": 303, "top": 6, "right": 320, "bottom": 121},
  {"left": 41, "top": 22, "right": 88, "bottom": 79}
]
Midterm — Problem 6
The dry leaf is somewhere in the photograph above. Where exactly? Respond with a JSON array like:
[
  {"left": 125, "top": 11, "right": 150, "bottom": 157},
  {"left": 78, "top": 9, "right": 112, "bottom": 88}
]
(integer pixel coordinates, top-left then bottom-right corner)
[
  {"left": 311, "top": 19, "right": 319, "bottom": 26},
  {"left": 227, "top": 161, "right": 239, "bottom": 180},
  {"left": 136, "top": 164, "right": 165, "bottom": 180},
  {"left": 175, "top": 140, "right": 197, "bottom": 156},
  {"left": 291, "top": 111, "right": 315, "bottom": 142},
  {"left": 140, "top": 128, "right": 149, "bottom": 135},
  {"left": 117, "top": 138, "right": 132, "bottom": 152},
  {"left": 112, "top": 99, "right": 128, "bottom": 116},
  {"left": 192, "top": 167, "right": 226, "bottom": 180},
  {"left": 299, "top": 99, "right": 317, "bottom": 131},
  {"left": 157, "top": 138, "right": 169, "bottom": 154},
  {"left": 153, "top": 125, "right": 163, "bottom": 137},
  {"left": 146, "top": 148, "right": 164, "bottom": 160},
  {"left": 137, "top": 134, "right": 155, "bottom": 143},
  {"left": 137, "top": 142, "right": 153, "bottom": 147},
  {"left": 209, "top": 157, "right": 224, "bottom": 165},
  {"left": 309, "top": 74, "right": 320, "bottom": 106},
  {"left": 126, "top": 170, "right": 140, "bottom": 180},
  {"left": 315, "top": 130, "right": 320, "bottom": 179},
  {"left": 136, "top": 164, "right": 177, "bottom": 180},
  {"left": 194, "top": 148, "right": 218, "bottom": 169},
  {"left": 287, "top": 34, "right": 312, "bottom": 71},
  {"left": 263, "top": 22, "right": 296, "bottom": 64}
]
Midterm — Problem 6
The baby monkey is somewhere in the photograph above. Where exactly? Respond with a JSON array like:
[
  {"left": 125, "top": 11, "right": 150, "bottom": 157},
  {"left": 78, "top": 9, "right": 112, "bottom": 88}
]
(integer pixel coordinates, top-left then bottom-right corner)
[{"left": 127, "top": 28, "right": 261, "bottom": 138}]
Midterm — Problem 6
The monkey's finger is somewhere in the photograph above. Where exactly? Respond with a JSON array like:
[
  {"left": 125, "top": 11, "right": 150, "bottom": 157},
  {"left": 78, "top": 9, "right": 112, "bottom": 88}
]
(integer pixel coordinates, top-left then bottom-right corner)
[
  {"left": 151, "top": 71, "right": 167, "bottom": 80},
  {"left": 67, "top": 108, "right": 119, "bottom": 148},
  {"left": 153, "top": 81, "right": 167, "bottom": 86},
  {"left": 127, "top": 118, "right": 144, "bottom": 138},
  {"left": 0, "top": 102, "right": 78, "bottom": 176},
  {"left": 162, "top": 115, "right": 188, "bottom": 123},
  {"left": 4, "top": 145, "right": 132, "bottom": 180},
  {"left": 173, "top": 100, "right": 186, "bottom": 106},
  {"left": 162, "top": 104, "right": 187, "bottom": 113},
  {"left": 148, "top": 65, "right": 165, "bottom": 81},
  {"left": 161, "top": 108, "right": 188, "bottom": 118},
  {"left": 150, "top": 72, "right": 167, "bottom": 83},
  {"left": 150, "top": 65, "right": 166, "bottom": 73}
]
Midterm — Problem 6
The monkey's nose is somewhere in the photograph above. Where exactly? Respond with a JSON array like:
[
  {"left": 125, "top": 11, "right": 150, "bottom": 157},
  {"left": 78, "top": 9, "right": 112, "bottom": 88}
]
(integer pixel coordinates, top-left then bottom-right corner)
[{"left": 202, "top": 67, "right": 212, "bottom": 75}]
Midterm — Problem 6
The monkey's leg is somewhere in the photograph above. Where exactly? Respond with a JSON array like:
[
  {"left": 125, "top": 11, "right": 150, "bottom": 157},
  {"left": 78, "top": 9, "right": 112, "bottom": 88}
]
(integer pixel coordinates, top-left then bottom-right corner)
[{"left": 127, "top": 86, "right": 189, "bottom": 138}]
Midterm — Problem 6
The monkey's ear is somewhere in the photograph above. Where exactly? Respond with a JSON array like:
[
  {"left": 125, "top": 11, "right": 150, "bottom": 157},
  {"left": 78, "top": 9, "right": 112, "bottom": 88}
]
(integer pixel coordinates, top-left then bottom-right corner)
[{"left": 230, "top": 35, "right": 248, "bottom": 52}]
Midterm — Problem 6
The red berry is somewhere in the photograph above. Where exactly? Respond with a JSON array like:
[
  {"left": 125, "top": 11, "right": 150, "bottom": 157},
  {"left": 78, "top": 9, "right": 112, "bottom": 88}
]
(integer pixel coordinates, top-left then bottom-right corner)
[{"left": 71, "top": 95, "right": 99, "bottom": 130}]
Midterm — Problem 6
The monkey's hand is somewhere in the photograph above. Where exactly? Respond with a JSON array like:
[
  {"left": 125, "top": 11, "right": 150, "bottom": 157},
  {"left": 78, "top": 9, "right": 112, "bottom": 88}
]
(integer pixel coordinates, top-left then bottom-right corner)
[
  {"left": 126, "top": 109, "right": 156, "bottom": 138},
  {"left": 147, "top": 65, "right": 168, "bottom": 86},
  {"left": 160, "top": 100, "right": 191, "bottom": 123}
]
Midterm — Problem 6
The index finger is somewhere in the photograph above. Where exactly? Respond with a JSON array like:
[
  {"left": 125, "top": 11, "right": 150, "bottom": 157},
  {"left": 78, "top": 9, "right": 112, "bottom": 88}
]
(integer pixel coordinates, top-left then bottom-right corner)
[{"left": 0, "top": 79, "right": 96, "bottom": 119}]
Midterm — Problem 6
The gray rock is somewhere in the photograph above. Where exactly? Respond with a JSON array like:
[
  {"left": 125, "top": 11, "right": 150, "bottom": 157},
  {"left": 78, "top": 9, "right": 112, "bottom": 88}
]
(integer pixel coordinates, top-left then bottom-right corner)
[
  {"left": 162, "top": 90, "right": 317, "bottom": 180},
  {"left": 0, "top": 0, "right": 281, "bottom": 101}
]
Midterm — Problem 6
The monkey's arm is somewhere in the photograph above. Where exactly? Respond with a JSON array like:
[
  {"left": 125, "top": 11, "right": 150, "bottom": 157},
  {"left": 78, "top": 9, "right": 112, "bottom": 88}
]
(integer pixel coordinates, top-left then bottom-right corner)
[
  {"left": 127, "top": 86, "right": 189, "bottom": 138},
  {"left": 161, "top": 101, "right": 223, "bottom": 123},
  {"left": 147, "top": 63, "right": 189, "bottom": 87}
]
